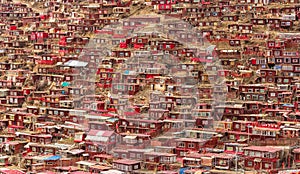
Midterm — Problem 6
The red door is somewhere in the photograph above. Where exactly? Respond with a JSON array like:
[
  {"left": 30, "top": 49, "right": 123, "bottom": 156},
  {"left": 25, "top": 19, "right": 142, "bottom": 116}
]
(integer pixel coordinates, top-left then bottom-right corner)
[{"left": 254, "top": 160, "right": 261, "bottom": 170}]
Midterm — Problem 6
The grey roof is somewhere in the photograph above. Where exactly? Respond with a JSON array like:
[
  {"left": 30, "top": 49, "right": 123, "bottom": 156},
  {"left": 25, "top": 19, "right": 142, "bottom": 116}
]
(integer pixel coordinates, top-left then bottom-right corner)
[
  {"left": 64, "top": 60, "right": 88, "bottom": 67},
  {"left": 206, "top": 45, "right": 216, "bottom": 54}
]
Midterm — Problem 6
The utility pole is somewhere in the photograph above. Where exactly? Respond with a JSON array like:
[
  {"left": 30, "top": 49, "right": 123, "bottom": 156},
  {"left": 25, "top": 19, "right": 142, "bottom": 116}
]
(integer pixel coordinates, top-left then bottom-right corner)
[
  {"left": 235, "top": 145, "right": 238, "bottom": 174},
  {"left": 248, "top": 125, "right": 252, "bottom": 144}
]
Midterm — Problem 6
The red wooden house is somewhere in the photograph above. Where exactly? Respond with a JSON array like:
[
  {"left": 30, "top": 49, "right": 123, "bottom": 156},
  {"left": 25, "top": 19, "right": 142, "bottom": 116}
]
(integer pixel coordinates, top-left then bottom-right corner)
[
  {"left": 267, "top": 18, "right": 281, "bottom": 30},
  {"left": 183, "top": 152, "right": 215, "bottom": 168},
  {"left": 144, "top": 152, "right": 177, "bottom": 170},
  {"left": 33, "top": 43, "right": 51, "bottom": 52},
  {"left": 215, "top": 104, "right": 245, "bottom": 120},
  {"left": 213, "top": 153, "right": 236, "bottom": 170},
  {"left": 96, "top": 67, "right": 114, "bottom": 89},
  {"left": 258, "top": 69, "right": 276, "bottom": 83},
  {"left": 117, "top": 118, "right": 163, "bottom": 137},
  {"left": 29, "top": 134, "right": 52, "bottom": 144},
  {"left": 243, "top": 146, "right": 284, "bottom": 173},
  {"left": 239, "top": 84, "right": 268, "bottom": 101},
  {"left": 37, "top": 54, "right": 60, "bottom": 65},
  {"left": 252, "top": 120, "right": 281, "bottom": 139},
  {"left": 293, "top": 148, "right": 300, "bottom": 167},
  {"left": 151, "top": 0, "right": 176, "bottom": 12},
  {"left": 148, "top": 109, "right": 169, "bottom": 120},
  {"left": 112, "top": 159, "right": 141, "bottom": 172},
  {"left": 264, "top": 109, "right": 290, "bottom": 118},
  {"left": 85, "top": 130, "right": 118, "bottom": 153},
  {"left": 0, "top": 141, "right": 27, "bottom": 155},
  {"left": 43, "top": 95, "right": 68, "bottom": 108},
  {"left": 25, "top": 143, "right": 60, "bottom": 155},
  {"left": 93, "top": 154, "right": 113, "bottom": 163},
  {"left": 228, "top": 24, "right": 253, "bottom": 34},
  {"left": 46, "top": 107, "right": 70, "bottom": 121},
  {"left": 112, "top": 83, "right": 140, "bottom": 95},
  {"left": 111, "top": 49, "right": 131, "bottom": 58},
  {"left": 224, "top": 143, "right": 248, "bottom": 155},
  {"left": 89, "top": 121, "right": 111, "bottom": 130},
  {"left": 175, "top": 138, "right": 206, "bottom": 156}
]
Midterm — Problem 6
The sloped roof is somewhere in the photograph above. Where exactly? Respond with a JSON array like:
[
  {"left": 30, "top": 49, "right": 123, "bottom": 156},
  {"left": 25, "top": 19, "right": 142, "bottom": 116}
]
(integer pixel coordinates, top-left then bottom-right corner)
[
  {"left": 63, "top": 60, "right": 88, "bottom": 67},
  {"left": 243, "top": 146, "right": 282, "bottom": 153},
  {"left": 86, "top": 130, "right": 115, "bottom": 142}
]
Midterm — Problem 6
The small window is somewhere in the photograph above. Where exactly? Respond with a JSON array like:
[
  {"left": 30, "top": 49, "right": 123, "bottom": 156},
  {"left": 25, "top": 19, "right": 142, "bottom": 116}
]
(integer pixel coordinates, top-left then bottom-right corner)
[
  {"left": 178, "top": 142, "right": 185, "bottom": 148},
  {"left": 253, "top": 95, "right": 258, "bottom": 100},
  {"left": 259, "top": 95, "right": 265, "bottom": 101},
  {"left": 32, "top": 147, "right": 36, "bottom": 152},
  {"left": 268, "top": 78, "right": 273, "bottom": 83},
  {"left": 218, "top": 159, "right": 226, "bottom": 165},
  {"left": 128, "top": 86, "right": 134, "bottom": 91},
  {"left": 226, "top": 146, "right": 234, "bottom": 151},
  {"left": 252, "top": 105, "right": 258, "bottom": 109},
  {"left": 265, "top": 163, "right": 270, "bottom": 168},
  {"left": 188, "top": 143, "right": 194, "bottom": 148},
  {"left": 248, "top": 161, "right": 253, "bottom": 167}
]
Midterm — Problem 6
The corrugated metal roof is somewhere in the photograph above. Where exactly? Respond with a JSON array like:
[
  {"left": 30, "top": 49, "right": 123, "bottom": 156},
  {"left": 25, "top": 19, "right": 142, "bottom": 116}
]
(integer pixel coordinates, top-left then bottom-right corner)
[
  {"left": 86, "top": 135, "right": 109, "bottom": 142},
  {"left": 43, "top": 155, "right": 61, "bottom": 161},
  {"left": 64, "top": 60, "right": 88, "bottom": 67}
]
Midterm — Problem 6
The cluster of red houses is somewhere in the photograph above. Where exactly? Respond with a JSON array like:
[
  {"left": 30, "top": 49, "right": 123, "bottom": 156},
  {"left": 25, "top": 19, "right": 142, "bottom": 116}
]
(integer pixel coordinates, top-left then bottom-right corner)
[{"left": 1, "top": 0, "right": 300, "bottom": 173}]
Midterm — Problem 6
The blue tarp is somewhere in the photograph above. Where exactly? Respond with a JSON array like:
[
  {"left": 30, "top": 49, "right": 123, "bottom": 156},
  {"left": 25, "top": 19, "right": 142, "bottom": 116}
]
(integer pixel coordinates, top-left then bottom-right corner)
[
  {"left": 282, "top": 104, "right": 294, "bottom": 107},
  {"left": 124, "top": 70, "right": 129, "bottom": 75},
  {"left": 62, "top": 82, "right": 70, "bottom": 87},
  {"left": 275, "top": 65, "right": 282, "bottom": 70},
  {"left": 179, "top": 167, "right": 189, "bottom": 174},
  {"left": 44, "top": 155, "right": 61, "bottom": 161},
  {"left": 106, "top": 118, "right": 119, "bottom": 122}
]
